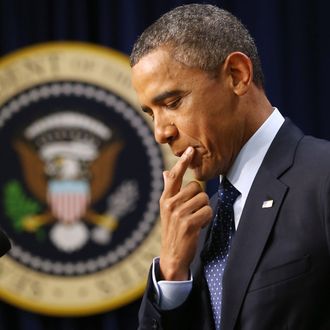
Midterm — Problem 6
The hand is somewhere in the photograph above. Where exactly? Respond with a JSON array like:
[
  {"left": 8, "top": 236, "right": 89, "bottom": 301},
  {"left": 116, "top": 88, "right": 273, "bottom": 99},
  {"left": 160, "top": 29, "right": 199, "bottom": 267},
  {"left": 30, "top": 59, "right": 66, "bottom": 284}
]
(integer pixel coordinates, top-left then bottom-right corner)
[{"left": 159, "top": 146, "right": 213, "bottom": 281}]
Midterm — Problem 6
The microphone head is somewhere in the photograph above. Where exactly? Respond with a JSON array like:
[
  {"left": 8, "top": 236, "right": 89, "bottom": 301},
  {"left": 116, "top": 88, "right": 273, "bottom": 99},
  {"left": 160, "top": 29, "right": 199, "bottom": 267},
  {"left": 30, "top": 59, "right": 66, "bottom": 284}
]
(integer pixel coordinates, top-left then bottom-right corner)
[{"left": 0, "top": 228, "right": 11, "bottom": 257}]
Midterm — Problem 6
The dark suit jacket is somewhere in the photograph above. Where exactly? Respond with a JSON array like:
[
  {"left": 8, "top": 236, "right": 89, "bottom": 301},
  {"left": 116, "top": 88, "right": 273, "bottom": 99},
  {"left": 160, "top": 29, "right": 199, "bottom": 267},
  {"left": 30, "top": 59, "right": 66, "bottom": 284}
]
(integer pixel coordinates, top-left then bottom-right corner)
[{"left": 138, "top": 120, "right": 330, "bottom": 330}]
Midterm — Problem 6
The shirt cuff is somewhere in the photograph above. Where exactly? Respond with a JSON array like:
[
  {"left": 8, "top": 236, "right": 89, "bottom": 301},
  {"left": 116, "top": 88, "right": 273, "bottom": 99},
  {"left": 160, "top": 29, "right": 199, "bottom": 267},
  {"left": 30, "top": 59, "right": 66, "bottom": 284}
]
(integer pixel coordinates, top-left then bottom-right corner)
[{"left": 152, "top": 257, "right": 193, "bottom": 310}]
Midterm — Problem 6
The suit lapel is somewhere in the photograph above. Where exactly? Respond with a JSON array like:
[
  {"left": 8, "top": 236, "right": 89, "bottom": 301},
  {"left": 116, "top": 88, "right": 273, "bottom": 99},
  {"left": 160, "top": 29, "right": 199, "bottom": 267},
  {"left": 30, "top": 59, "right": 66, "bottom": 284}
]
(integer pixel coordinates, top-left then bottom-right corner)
[
  {"left": 221, "top": 168, "right": 287, "bottom": 329},
  {"left": 221, "top": 120, "right": 304, "bottom": 330}
]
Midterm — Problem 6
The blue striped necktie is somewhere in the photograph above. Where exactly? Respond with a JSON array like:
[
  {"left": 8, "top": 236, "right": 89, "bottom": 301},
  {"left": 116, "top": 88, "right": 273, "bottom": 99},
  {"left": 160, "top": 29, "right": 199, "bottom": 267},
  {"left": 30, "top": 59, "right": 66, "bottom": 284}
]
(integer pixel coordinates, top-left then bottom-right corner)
[{"left": 203, "top": 177, "right": 240, "bottom": 330}]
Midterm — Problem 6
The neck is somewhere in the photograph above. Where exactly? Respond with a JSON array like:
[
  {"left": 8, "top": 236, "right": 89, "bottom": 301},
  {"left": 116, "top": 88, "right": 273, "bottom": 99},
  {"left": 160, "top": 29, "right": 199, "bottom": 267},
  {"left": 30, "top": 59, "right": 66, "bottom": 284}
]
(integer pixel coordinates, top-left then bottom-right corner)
[{"left": 239, "top": 85, "right": 274, "bottom": 145}]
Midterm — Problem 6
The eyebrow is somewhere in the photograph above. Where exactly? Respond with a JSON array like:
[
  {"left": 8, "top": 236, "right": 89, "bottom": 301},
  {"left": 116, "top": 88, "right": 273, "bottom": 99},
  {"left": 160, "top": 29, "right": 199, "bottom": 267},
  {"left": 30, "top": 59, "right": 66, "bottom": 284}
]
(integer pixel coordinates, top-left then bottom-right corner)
[{"left": 152, "top": 90, "right": 183, "bottom": 104}]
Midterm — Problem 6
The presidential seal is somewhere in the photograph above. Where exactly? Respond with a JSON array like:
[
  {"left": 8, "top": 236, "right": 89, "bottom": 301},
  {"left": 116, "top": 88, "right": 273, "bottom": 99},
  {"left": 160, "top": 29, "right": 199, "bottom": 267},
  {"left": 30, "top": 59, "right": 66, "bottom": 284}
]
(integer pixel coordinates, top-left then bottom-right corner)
[{"left": 0, "top": 42, "right": 191, "bottom": 316}]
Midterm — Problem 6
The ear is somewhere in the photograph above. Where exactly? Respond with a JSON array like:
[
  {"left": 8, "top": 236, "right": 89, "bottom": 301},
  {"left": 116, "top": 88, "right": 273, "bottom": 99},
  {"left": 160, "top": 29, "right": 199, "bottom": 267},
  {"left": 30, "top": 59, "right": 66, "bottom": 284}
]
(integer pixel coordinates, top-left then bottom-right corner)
[{"left": 222, "top": 52, "right": 253, "bottom": 96}]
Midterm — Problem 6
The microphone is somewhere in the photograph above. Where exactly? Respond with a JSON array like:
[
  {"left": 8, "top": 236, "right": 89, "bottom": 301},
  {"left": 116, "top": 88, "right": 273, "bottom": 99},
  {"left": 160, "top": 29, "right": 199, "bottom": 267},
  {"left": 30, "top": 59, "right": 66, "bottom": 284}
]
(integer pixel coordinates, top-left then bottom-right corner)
[{"left": 0, "top": 228, "right": 11, "bottom": 257}]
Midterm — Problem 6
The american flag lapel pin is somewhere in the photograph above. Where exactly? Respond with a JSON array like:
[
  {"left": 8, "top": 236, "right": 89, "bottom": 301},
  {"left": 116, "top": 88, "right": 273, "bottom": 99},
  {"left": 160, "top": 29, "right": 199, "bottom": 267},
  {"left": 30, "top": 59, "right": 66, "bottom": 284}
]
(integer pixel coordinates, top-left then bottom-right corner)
[{"left": 262, "top": 200, "right": 273, "bottom": 208}]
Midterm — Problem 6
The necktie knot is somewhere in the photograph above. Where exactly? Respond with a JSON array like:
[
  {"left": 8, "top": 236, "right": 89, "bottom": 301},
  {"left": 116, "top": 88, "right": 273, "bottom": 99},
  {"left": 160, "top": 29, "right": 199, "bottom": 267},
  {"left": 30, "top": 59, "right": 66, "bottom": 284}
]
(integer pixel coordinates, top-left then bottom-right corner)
[
  {"left": 218, "top": 177, "right": 240, "bottom": 207},
  {"left": 215, "top": 177, "right": 240, "bottom": 232}
]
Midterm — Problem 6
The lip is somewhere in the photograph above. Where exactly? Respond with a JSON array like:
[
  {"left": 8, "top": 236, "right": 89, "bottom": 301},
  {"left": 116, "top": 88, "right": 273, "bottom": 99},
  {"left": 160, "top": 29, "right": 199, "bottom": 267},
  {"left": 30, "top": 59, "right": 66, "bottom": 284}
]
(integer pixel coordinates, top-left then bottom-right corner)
[
  {"left": 173, "top": 147, "right": 192, "bottom": 158},
  {"left": 173, "top": 145, "right": 199, "bottom": 158},
  {"left": 174, "top": 150, "right": 184, "bottom": 157}
]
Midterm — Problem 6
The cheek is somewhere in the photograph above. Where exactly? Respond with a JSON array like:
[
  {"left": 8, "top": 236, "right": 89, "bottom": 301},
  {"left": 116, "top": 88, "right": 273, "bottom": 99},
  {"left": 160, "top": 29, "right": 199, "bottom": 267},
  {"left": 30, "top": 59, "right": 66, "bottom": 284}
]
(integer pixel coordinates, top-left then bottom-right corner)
[{"left": 177, "top": 121, "right": 201, "bottom": 143}]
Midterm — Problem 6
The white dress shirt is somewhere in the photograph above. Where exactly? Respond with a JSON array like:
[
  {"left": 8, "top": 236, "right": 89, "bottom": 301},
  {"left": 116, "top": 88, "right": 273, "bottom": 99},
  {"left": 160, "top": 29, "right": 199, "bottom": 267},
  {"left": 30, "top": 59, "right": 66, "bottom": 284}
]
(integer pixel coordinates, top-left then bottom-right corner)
[{"left": 153, "top": 108, "right": 285, "bottom": 310}]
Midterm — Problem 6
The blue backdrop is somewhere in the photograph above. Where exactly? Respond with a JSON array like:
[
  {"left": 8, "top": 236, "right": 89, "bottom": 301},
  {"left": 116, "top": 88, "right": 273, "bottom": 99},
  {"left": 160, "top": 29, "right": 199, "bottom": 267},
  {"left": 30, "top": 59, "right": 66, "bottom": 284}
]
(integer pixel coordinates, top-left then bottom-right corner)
[{"left": 0, "top": 0, "right": 329, "bottom": 329}]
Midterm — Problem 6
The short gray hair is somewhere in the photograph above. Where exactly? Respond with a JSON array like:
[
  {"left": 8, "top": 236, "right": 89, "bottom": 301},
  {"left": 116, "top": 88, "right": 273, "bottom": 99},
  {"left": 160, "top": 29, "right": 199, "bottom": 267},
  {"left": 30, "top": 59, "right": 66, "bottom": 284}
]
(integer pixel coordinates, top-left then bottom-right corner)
[{"left": 130, "top": 4, "right": 264, "bottom": 87}]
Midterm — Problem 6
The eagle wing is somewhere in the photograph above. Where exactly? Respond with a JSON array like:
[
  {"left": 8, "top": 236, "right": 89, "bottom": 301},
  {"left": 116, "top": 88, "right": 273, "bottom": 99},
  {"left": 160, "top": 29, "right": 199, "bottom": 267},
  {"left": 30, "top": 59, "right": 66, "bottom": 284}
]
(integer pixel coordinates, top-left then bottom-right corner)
[
  {"left": 13, "top": 140, "right": 47, "bottom": 203},
  {"left": 89, "top": 141, "right": 124, "bottom": 204}
]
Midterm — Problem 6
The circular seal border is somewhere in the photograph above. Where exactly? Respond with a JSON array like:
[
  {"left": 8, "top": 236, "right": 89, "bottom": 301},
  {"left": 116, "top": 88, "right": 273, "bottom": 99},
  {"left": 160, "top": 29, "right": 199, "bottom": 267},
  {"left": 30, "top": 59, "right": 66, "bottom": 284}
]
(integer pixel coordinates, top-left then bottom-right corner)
[
  {"left": 0, "top": 42, "right": 192, "bottom": 316},
  {"left": 5, "top": 82, "right": 163, "bottom": 275}
]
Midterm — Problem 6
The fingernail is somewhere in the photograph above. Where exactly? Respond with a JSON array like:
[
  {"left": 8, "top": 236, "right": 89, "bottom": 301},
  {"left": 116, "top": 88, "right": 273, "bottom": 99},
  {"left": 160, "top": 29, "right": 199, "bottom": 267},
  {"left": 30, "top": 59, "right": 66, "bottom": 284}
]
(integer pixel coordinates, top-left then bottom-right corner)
[{"left": 185, "top": 146, "right": 194, "bottom": 156}]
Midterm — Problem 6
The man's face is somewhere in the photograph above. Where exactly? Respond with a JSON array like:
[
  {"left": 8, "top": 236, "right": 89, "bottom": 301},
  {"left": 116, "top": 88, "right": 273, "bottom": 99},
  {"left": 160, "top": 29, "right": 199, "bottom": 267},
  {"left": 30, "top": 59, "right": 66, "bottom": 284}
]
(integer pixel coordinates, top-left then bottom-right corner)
[{"left": 131, "top": 48, "right": 246, "bottom": 181}]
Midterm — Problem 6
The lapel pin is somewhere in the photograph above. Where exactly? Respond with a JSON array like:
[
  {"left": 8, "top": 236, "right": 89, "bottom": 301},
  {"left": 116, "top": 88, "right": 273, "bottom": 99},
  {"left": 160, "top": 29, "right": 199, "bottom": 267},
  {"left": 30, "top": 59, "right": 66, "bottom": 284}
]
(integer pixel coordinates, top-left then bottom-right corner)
[{"left": 262, "top": 200, "right": 273, "bottom": 208}]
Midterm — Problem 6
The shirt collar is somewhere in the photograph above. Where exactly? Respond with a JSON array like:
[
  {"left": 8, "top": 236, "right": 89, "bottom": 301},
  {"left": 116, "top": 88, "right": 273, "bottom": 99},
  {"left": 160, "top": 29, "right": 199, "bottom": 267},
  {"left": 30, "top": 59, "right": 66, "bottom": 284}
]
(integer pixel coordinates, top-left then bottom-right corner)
[{"left": 224, "top": 108, "right": 284, "bottom": 199}]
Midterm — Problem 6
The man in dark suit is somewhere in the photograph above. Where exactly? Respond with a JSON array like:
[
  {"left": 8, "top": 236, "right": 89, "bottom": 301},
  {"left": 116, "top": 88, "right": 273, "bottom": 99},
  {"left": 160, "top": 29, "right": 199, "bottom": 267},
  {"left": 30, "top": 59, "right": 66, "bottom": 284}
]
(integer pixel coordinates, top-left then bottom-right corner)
[{"left": 130, "top": 4, "right": 330, "bottom": 329}]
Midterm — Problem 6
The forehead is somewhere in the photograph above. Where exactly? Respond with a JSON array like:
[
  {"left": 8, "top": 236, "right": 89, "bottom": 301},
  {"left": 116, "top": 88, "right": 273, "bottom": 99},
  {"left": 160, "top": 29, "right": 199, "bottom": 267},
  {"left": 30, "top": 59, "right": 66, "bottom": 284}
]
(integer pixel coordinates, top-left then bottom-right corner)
[
  {"left": 131, "top": 48, "right": 212, "bottom": 102},
  {"left": 132, "top": 48, "right": 183, "bottom": 86}
]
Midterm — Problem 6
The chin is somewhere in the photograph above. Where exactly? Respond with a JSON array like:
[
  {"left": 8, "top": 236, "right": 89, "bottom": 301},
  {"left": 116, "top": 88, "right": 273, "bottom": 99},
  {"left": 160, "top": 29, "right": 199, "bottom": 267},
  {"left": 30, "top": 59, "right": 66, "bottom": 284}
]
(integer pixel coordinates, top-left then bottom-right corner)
[
  {"left": 190, "top": 155, "right": 220, "bottom": 181},
  {"left": 192, "top": 167, "right": 215, "bottom": 182}
]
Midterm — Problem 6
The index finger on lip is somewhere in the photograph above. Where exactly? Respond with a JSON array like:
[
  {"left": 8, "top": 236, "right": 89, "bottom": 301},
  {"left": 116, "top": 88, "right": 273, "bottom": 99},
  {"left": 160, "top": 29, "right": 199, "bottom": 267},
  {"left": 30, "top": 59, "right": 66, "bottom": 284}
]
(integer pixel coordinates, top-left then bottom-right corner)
[{"left": 163, "top": 146, "right": 195, "bottom": 198}]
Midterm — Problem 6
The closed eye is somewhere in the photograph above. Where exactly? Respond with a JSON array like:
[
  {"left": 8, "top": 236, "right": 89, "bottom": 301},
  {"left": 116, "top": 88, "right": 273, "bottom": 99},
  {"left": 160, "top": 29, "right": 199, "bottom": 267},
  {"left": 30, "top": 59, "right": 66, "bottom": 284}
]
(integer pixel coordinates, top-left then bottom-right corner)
[{"left": 165, "top": 97, "right": 182, "bottom": 110}]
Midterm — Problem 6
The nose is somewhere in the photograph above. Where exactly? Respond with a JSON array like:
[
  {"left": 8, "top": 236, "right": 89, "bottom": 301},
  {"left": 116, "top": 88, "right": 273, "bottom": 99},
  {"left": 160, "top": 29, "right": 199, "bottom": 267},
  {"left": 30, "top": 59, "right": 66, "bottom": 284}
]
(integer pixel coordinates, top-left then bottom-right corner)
[{"left": 154, "top": 118, "right": 177, "bottom": 144}]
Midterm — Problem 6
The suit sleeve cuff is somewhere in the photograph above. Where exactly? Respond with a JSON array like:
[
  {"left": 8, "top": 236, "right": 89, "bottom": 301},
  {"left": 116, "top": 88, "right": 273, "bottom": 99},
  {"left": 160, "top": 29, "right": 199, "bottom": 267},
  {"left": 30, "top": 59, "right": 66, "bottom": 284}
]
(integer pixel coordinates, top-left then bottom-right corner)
[{"left": 152, "top": 257, "right": 193, "bottom": 310}]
